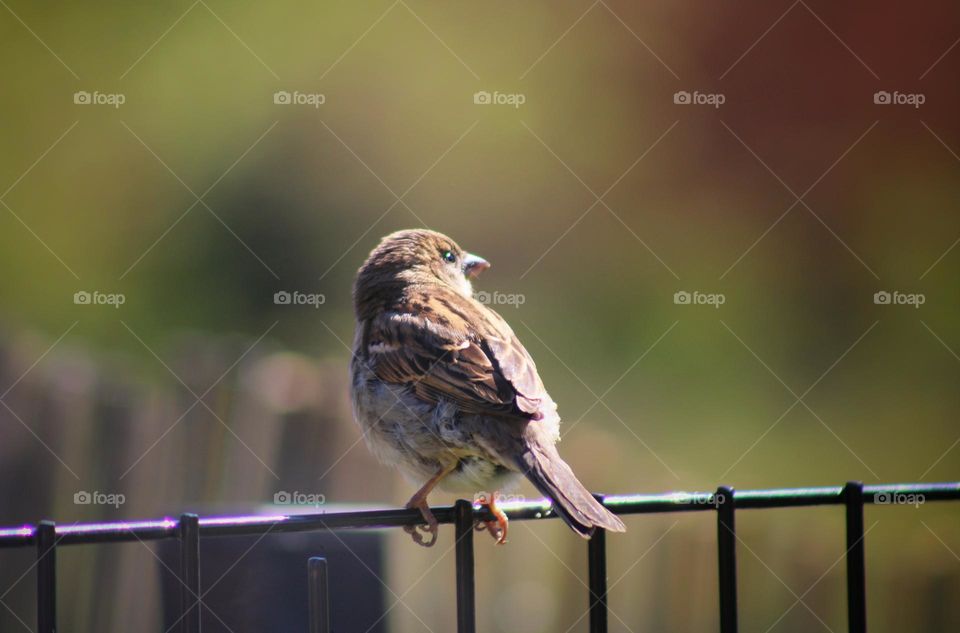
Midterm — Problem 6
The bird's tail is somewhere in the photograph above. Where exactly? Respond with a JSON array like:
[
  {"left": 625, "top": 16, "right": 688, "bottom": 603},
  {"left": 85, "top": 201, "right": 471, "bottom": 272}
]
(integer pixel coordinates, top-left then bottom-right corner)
[{"left": 515, "top": 442, "right": 626, "bottom": 538}]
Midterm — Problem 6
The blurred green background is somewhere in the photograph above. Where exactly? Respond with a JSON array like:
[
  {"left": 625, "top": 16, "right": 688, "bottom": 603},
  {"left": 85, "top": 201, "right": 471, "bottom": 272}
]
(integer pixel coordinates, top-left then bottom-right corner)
[{"left": 0, "top": 1, "right": 958, "bottom": 631}]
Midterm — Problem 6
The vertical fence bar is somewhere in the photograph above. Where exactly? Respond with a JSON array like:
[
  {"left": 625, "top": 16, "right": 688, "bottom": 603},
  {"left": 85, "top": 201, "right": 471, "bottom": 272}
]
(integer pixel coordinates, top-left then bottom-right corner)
[
  {"left": 36, "top": 521, "right": 56, "bottom": 633},
  {"left": 454, "top": 499, "right": 476, "bottom": 633},
  {"left": 179, "top": 513, "right": 201, "bottom": 633},
  {"left": 716, "top": 486, "right": 738, "bottom": 633},
  {"left": 843, "top": 481, "right": 866, "bottom": 633},
  {"left": 588, "top": 527, "right": 608, "bottom": 633},
  {"left": 307, "top": 557, "right": 330, "bottom": 633}
]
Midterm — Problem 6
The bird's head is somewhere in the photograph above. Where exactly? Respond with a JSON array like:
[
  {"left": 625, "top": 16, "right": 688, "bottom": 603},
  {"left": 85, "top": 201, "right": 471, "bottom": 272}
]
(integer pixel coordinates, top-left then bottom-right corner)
[{"left": 354, "top": 229, "right": 490, "bottom": 317}]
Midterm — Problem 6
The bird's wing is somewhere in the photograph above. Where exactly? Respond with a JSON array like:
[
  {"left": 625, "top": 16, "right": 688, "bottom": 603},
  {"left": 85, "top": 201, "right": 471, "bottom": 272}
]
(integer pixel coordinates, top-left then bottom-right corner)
[{"left": 362, "top": 289, "right": 555, "bottom": 419}]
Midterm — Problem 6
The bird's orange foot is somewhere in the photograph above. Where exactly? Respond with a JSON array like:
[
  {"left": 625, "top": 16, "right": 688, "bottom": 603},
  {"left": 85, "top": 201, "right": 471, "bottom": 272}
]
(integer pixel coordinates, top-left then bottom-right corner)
[
  {"left": 404, "top": 496, "right": 439, "bottom": 547},
  {"left": 474, "top": 492, "right": 509, "bottom": 545}
]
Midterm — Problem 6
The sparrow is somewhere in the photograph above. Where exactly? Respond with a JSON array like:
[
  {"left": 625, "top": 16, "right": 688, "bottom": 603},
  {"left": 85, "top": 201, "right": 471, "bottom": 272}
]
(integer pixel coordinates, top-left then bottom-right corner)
[{"left": 350, "top": 229, "right": 626, "bottom": 546}]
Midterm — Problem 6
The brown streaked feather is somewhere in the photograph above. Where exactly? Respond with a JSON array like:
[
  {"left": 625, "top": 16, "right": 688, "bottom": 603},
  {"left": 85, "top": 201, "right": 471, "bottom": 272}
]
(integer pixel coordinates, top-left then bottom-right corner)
[{"left": 361, "top": 284, "right": 554, "bottom": 421}]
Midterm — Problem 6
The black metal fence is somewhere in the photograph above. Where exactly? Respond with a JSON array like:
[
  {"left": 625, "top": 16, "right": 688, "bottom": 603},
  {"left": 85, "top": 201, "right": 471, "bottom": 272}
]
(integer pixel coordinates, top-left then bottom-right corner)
[{"left": 2, "top": 480, "right": 958, "bottom": 633}]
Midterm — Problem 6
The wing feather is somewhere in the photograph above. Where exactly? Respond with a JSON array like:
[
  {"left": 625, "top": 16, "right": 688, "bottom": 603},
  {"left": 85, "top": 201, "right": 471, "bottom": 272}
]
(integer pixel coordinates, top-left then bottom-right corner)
[{"left": 362, "top": 288, "right": 555, "bottom": 420}]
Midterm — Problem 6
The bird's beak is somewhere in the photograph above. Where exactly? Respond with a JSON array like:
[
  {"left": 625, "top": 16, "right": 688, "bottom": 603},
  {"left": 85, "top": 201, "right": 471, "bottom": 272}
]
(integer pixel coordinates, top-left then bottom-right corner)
[{"left": 464, "top": 253, "right": 490, "bottom": 279}]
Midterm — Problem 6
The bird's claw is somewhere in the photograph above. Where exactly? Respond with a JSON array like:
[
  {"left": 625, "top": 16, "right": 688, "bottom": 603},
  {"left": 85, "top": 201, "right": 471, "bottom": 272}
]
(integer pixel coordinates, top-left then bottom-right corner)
[
  {"left": 404, "top": 499, "right": 439, "bottom": 547},
  {"left": 402, "top": 523, "right": 438, "bottom": 547},
  {"left": 474, "top": 519, "right": 506, "bottom": 544},
  {"left": 474, "top": 492, "right": 509, "bottom": 545}
]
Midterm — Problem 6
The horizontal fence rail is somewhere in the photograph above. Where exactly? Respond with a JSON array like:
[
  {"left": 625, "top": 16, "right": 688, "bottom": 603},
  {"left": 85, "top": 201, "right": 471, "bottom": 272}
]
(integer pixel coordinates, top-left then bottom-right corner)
[{"left": 2, "top": 480, "right": 958, "bottom": 633}]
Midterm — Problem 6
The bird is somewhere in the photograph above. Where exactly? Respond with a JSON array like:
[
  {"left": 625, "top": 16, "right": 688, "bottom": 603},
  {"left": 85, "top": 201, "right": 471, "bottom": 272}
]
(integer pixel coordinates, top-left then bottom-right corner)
[{"left": 350, "top": 229, "right": 626, "bottom": 546}]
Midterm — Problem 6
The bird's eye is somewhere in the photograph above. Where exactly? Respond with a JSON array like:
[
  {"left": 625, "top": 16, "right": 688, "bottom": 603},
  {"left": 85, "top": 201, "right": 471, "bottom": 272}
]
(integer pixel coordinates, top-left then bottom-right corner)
[{"left": 442, "top": 250, "right": 457, "bottom": 263}]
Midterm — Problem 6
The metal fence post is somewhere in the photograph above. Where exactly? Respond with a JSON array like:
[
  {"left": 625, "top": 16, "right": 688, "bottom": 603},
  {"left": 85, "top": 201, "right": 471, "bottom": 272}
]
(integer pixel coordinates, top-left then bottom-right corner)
[
  {"left": 179, "top": 513, "right": 201, "bottom": 633},
  {"left": 588, "top": 526, "right": 608, "bottom": 633},
  {"left": 36, "top": 521, "right": 56, "bottom": 633},
  {"left": 716, "top": 486, "right": 738, "bottom": 633},
  {"left": 307, "top": 556, "right": 330, "bottom": 633},
  {"left": 454, "top": 499, "right": 475, "bottom": 633},
  {"left": 843, "top": 481, "right": 866, "bottom": 633}
]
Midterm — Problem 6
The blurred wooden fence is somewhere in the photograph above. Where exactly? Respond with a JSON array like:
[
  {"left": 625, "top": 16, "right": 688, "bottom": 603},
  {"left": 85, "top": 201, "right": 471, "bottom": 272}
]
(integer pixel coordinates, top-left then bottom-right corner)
[{"left": 0, "top": 328, "right": 382, "bottom": 631}]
